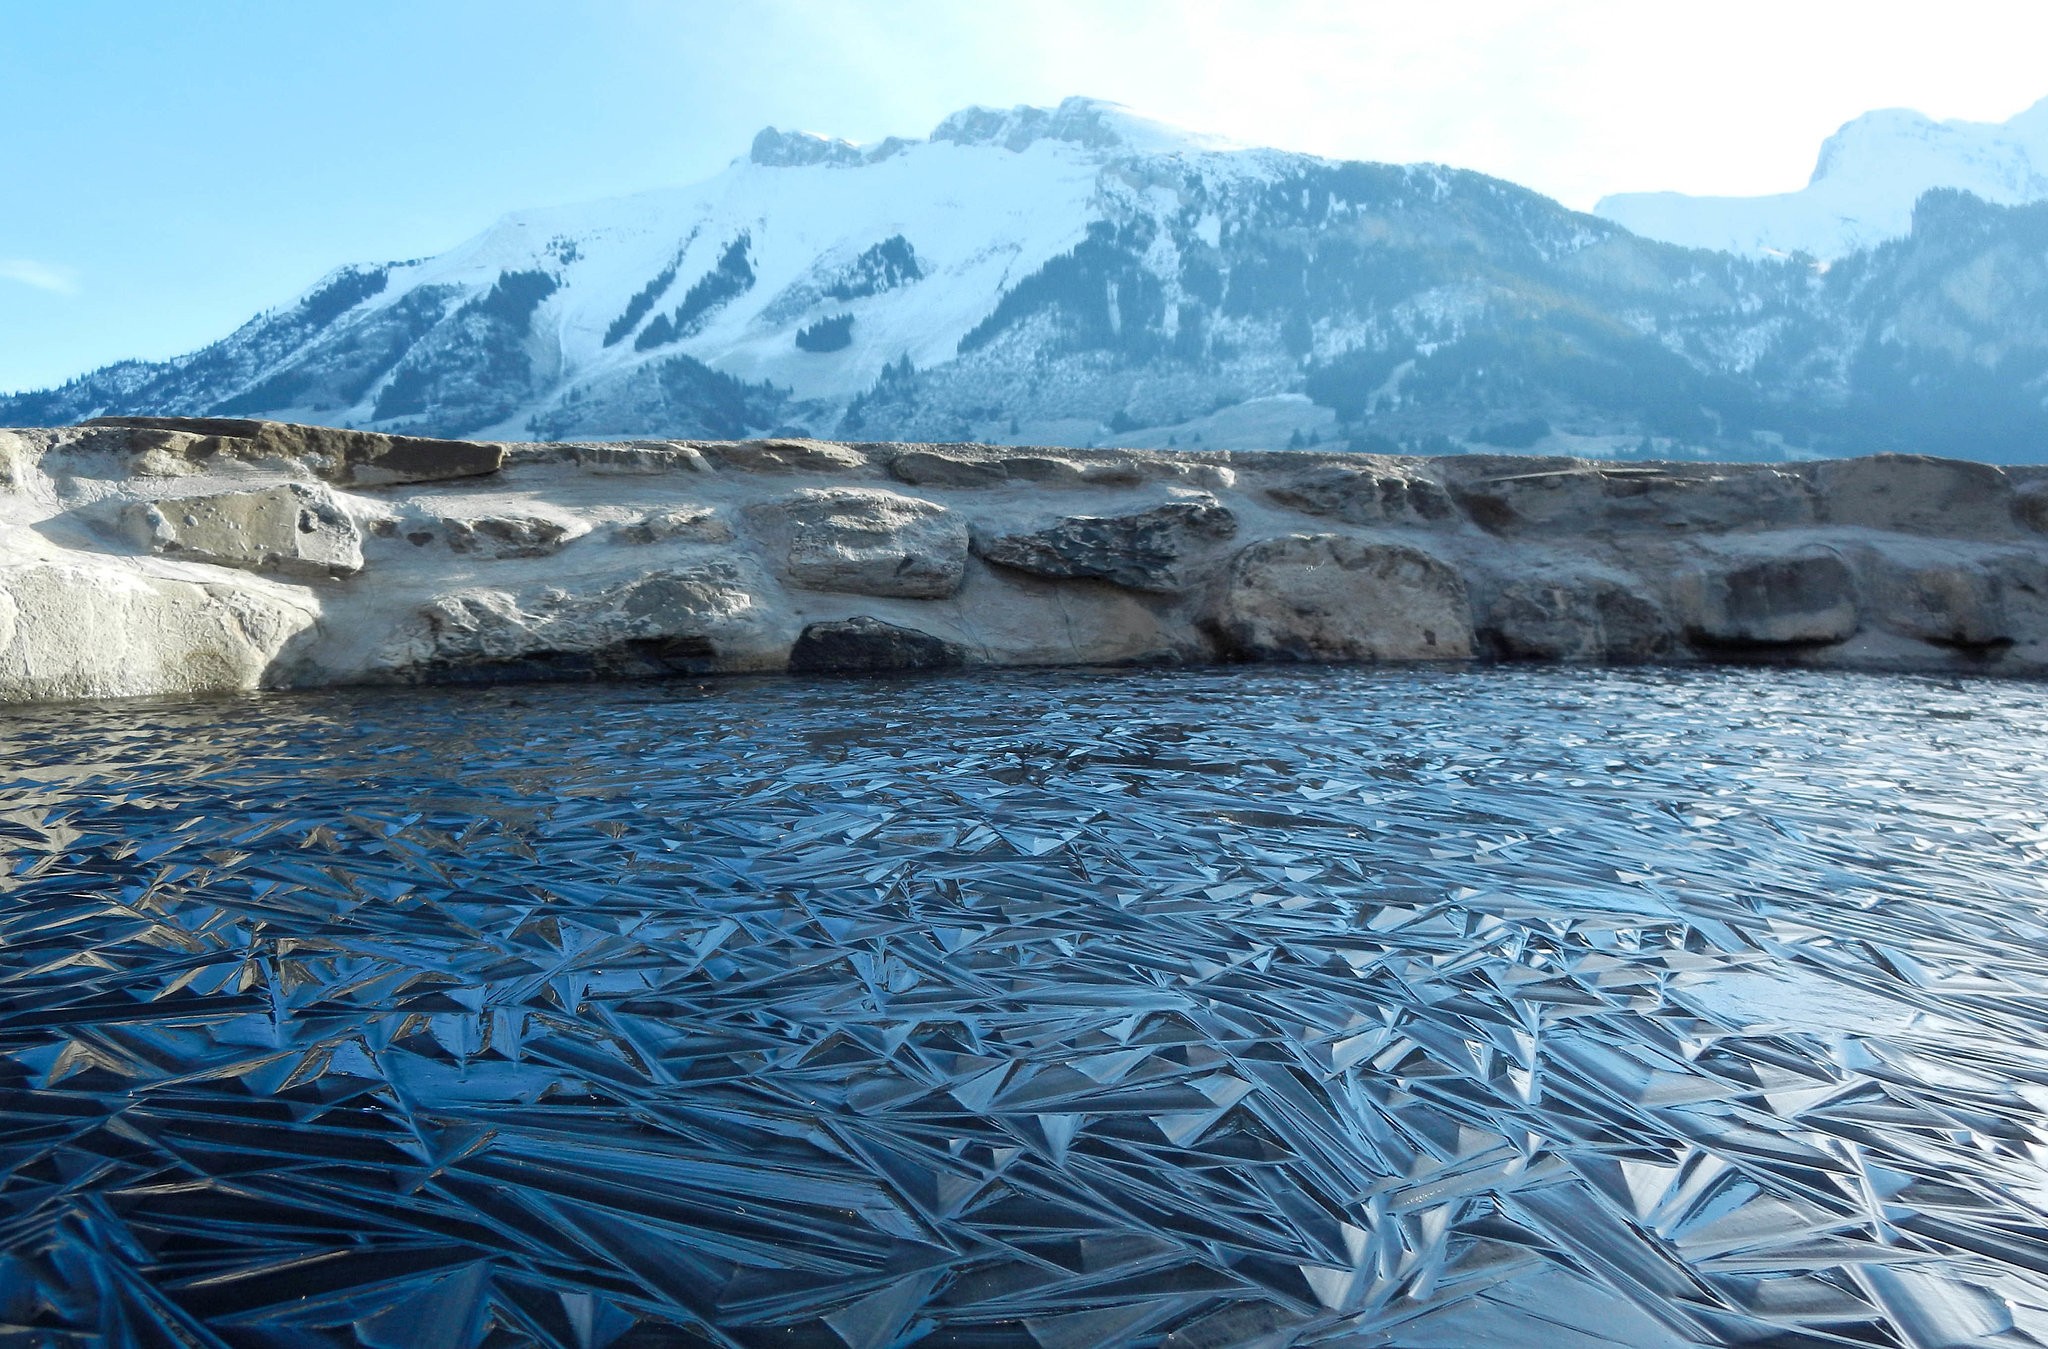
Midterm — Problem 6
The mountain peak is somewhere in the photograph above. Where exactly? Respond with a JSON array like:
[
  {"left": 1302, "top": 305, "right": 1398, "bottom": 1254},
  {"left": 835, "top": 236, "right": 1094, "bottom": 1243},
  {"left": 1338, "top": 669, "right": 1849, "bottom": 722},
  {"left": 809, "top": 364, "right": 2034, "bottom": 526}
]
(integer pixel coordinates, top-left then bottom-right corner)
[
  {"left": 747, "top": 127, "right": 914, "bottom": 169},
  {"left": 930, "top": 96, "right": 1230, "bottom": 156},
  {"left": 1597, "top": 92, "right": 2048, "bottom": 259}
]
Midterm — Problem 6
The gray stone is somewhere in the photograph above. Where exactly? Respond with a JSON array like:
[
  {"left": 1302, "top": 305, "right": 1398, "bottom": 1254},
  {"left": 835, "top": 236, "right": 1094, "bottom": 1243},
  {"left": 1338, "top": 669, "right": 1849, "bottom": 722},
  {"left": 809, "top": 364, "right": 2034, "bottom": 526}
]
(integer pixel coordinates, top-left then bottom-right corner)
[
  {"left": 1487, "top": 578, "right": 1675, "bottom": 662},
  {"left": 438, "top": 511, "right": 589, "bottom": 559},
  {"left": 1867, "top": 557, "right": 2010, "bottom": 648},
  {"left": 572, "top": 442, "right": 712, "bottom": 475},
  {"left": 2014, "top": 483, "right": 2048, "bottom": 534},
  {"left": 788, "top": 617, "right": 967, "bottom": 673},
  {"left": 85, "top": 417, "right": 504, "bottom": 486},
  {"left": 407, "top": 562, "right": 783, "bottom": 681},
  {"left": 1814, "top": 454, "right": 2013, "bottom": 537},
  {"left": 1009, "top": 455, "right": 1143, "bottom": 487},
  {"left": 121, "top": 483, "right": 363, "bottom": 579},
  {"left": 1676, "top": 550, "right": 1859, "bottom": 647},
  {"left": 710, "top": 439, "right": 870, "bottom": 474},
  {"left": 889, "top": 448, "right": 1012, "bottom": 488},
  {"left": 1265, "top": 463, "right": 1456, "bottom": 527},
  {"left": 976, "top": 499, "right": 1238, "bottom": 592},
  {"left": 1445, "top": 461, "right": 1813, "bottom": 535},
  {"left": 616, "top": 506, "right": 732, "bottom": 545},
  {"left": 768, "top": 487, "right": 968, "bottom": 598},
  {"left": 1212, "top": 536, "right": 1474, "bottom": 662}
]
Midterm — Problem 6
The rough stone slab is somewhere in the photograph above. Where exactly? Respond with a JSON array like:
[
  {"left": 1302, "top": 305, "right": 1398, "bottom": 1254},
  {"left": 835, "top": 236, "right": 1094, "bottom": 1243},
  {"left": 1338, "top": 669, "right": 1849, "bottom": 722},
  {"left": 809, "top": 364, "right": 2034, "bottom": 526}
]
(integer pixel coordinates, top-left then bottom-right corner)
[
  {"left": 710, "top": 439, "right": 871, "bottom": 474},
  {"left": 85, "top": 416, "right": 504, "bottom": 486},
  {"left": 1677, "top": 549, "right": 1859, "bottom": 647},
  {"left": 763, "top": 487, "right": 968, "bottom": 599},
  {"left": 0, "top": 559, "right": 312, "bottom": 700},
  {"left": 571, "top": 442, "right": 712, "bottom": 475},
  {"left": 1814, "top": 454, "right": 2013, "bottom": 538},
  {"left": 788, "top": 617, "right": 967, "bottom": 674},
  {"left": 616, "top": 506, "right": 732, "bottom": 545},
  {"left": 1486, "top": 577, "right": 1674, "bottom": 662},
  {"left": 121, "top": 483, "right": 363, "bottom": 579},
  {"left": 1212, "top": 535, "right": 1474, "bottom": 662},
  {"left": 1265, "top": 462, "right": 1457, "bottom": 527},
  {"left": 437, "top": 511, "right": 590, "bottom": 559},
  {"left": 396, "top": 561, "right": 790, "bottom": 682},
  {"left": 888, "top": 448, "right": 1012, "bottom": 488},
  {"left": 1865, "top": 555, "right": 2010, "bottom": 649},
  {"left": 2013, "top": 482, "right": 2048, "bottom": 535},
  {"left": 976, "top": 500, "right": 1238, "bottom": 592},
  {"left": 1445, "top": 461, "right": 1814, "bottom": 535}
]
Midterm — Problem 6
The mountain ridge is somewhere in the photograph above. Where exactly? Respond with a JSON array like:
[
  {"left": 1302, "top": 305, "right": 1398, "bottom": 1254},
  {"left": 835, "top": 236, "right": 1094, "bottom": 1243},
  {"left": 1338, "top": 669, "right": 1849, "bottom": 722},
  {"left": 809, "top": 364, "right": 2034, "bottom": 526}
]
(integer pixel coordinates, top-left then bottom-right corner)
[{"left": 8, "top": 95, "right": 2048, "bottom": 464}]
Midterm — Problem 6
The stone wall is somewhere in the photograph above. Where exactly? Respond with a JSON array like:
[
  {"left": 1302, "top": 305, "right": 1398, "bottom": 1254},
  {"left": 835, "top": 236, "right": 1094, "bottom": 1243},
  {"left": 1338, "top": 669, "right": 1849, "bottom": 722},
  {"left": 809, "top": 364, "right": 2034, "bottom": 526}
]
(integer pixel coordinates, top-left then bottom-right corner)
[{"left": 0, "top": 417, "right": 2042, "bottom": 703}]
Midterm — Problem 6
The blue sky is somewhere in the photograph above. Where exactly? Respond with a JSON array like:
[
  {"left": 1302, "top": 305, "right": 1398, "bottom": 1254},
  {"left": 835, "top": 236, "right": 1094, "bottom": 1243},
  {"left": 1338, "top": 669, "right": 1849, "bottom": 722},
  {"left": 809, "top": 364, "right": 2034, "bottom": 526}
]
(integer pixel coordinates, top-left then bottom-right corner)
[{"left": 6, "top": 0, "right": 2048, "bottom": 394}]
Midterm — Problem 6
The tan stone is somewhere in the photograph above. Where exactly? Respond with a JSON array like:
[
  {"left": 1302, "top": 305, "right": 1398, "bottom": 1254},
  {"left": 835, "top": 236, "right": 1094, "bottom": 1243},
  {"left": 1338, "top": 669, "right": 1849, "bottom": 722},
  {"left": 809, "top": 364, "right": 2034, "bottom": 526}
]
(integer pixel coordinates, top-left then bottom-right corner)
[
  {"left": 85, "top": 416, "right": 504, "bottom": 486},
  {"left": 976, "top": 499, "right": 1237, "bottom": 592},
  {"left": 616, "top": 506, "right": 733, "bottom": 545},
  {"left": 120, "top": 483, "right": 363, "bottom": 579},
  {"left": 1486, "top": 577, "right": 1674, "bottom": 662},
  {"left": 1212, "top": 535, "right": 1474, "bottom": 662},
  {"left": 436, "top": 511, "right": 590, "bottom": 559},
  {"left": 1813, "top": 454, "right": 2013, "bottom": 537},
  {"left": 572, "top": 442, "right": 712, "bottom": 475},
  {"left": 1265, "top": 461, "right": 1456, "bottom": 527},
  {"left": 1676, "top": 549, "right": 1858, "bottom": 647},
  {"left": 1866, "top": 556, "right": 2009, "bottom": 648},
  {"left": 2015, "top": 482, "right": 2048, "bottom": 535},
  {"left": 759, "top": 487, "right": 968, "bottom": 598},
  {"left": 710, "top": 439, "right": 870, "bottom": 473},
  {"left": 1445, "top": 461, "right": 1813, "bottom": 535},
  {"left": 889, "top": 448, "right": 1011, "bottom": 488},
  {"left": 0, "top": 560, "right": 313, "bottom": 700}
]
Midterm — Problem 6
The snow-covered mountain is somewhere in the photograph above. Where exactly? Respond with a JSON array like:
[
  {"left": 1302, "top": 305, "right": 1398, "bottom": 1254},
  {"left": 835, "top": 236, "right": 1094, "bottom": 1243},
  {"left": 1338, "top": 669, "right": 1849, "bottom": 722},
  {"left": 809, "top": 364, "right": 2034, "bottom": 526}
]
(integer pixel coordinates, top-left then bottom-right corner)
[
  {"left": 1597, "top": 98, "right": 2048, "bottom": 260},
  {"left": 11, "top": 96, "right": 2048, "bottom": 462}
]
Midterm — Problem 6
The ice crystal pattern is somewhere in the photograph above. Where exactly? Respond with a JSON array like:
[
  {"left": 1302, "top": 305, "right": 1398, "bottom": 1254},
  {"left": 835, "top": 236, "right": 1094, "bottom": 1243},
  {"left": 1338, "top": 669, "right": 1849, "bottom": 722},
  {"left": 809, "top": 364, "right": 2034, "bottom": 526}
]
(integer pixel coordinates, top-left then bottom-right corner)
[{"left": 3, "top": 667, "right": 2048, "bottom": 1347}]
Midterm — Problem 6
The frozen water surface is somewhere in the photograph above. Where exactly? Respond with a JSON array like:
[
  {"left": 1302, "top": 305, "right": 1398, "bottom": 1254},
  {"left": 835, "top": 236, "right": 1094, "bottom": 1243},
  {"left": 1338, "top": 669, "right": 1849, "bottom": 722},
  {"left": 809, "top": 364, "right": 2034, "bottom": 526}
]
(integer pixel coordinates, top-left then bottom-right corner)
[{"left": 2, "top": 666, "right": 2046, "bottom": 1347}]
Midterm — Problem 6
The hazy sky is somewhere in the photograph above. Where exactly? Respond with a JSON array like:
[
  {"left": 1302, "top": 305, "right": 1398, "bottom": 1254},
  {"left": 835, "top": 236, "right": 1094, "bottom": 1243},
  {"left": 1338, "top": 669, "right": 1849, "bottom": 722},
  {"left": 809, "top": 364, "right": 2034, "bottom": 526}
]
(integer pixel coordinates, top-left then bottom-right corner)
[{"left": 5, "top": 0, "right": 2048, "bottom": 393}]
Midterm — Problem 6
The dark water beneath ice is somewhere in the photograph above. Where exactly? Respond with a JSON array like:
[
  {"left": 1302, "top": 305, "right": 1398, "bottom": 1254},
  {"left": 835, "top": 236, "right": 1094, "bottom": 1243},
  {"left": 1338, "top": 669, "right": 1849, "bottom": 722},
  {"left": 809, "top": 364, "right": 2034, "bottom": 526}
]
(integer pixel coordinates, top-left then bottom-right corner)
[{"left": 3, "top": 666, "right": 2047, "bottom": 1348}]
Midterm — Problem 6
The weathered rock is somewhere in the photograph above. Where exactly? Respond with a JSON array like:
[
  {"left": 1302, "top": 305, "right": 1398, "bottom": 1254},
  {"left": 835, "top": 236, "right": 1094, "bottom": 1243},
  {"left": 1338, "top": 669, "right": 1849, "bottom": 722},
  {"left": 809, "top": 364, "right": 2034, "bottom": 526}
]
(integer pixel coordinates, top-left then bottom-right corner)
[
  {"left": 0, "top": 560, "right": 313, "bottom": 700},
  {"left": 1265, "top": 462, "right": 1456, "bottom": 527},
  {"left": 763, "top": 487, "right": 968, "bottom": 598},
  {"left": 571, "top": 442, "right": 712, "bottom": 475},
  {"left": 1814, "top": 454, "right": 2012, "bottom": 537},
  {"left": 788, "top": 617, "right": 967, "bottom": 674},
  {"left": 711, "top": 439, "right": 870, "bottom": 474},
  {"left": 1676, "top": 549, "right": 1859, "bottom": 647},
  {"left": 889, "top": 448, "right": 1012, "bottom": 488},
  {"left": 437, "top": 511, "right": 589, "bottom": 559},
  {"left": 1445, "top": 461, "right": 1813, "bottom": 535},
  {"left": 0, "top": 431, "right": 28, "bottom": 491},
  {"left": 1010, "top": 455, "right": 1144, "bottom": 488},
  {"left": 616, "top": 506, "right": 733, "bottom": 545},
  {"left": 120, "top": 483, "right": 363, "bottom": 579},
  {"left": 2014, "top": 482, "right": 2048, "bottom": 534},
  {"left": 395, "top": 562, "right": 788, "bottom": 681},
  {"left": 1212, "top": 536, "right": 1474, "bottom": 662},
  {"left": 1486, "top": 577, "right": 1675, "bottom": 662},
  {"left": 1865, "top": 556, "right": 2010, "bottom": 648},
  {"left": 85, "top": 417, "right": 504, "bottom": 486},
  {"left": 976, "top": 499, "right": 1238, "bottom": 592}
]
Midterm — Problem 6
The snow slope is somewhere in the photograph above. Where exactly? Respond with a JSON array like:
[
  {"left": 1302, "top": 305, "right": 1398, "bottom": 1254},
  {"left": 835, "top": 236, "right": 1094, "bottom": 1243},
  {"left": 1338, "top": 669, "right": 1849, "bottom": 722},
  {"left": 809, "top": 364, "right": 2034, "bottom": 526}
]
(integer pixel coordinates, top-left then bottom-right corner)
[
  {"left": 15, "top": 94, "right": 2048, "bottom": 462},
  {"left": 1596, "top": 98, "right": 2048, "bottom": 259}
]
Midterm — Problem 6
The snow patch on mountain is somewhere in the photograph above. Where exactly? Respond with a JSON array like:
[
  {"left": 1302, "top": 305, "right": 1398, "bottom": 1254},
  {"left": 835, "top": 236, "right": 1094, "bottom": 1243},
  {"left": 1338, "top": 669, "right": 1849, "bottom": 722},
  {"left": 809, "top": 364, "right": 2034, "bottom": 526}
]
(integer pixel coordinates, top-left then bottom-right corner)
[{"left": 1596, "top": 97, "right": 2048, "bottom": 259}]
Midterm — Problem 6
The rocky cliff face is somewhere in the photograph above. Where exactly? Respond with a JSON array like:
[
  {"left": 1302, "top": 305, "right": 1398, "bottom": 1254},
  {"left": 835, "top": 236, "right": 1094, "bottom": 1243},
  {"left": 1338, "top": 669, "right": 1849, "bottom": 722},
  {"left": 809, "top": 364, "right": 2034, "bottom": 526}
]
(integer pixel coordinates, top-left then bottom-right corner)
[
  {"left": 0, "top": 418, "right": 2042, "bottom": 705},
  {"left": 10, "top": 99, "right": 2048, "bottom": 465}
]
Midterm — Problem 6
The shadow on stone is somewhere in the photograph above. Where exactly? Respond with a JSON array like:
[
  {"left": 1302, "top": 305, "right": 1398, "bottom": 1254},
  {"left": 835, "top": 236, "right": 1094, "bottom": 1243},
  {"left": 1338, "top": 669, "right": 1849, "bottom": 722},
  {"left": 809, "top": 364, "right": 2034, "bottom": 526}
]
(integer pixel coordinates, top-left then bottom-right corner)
[{"left": 789, "top": 617, "right": 966, "bottom": 674}]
